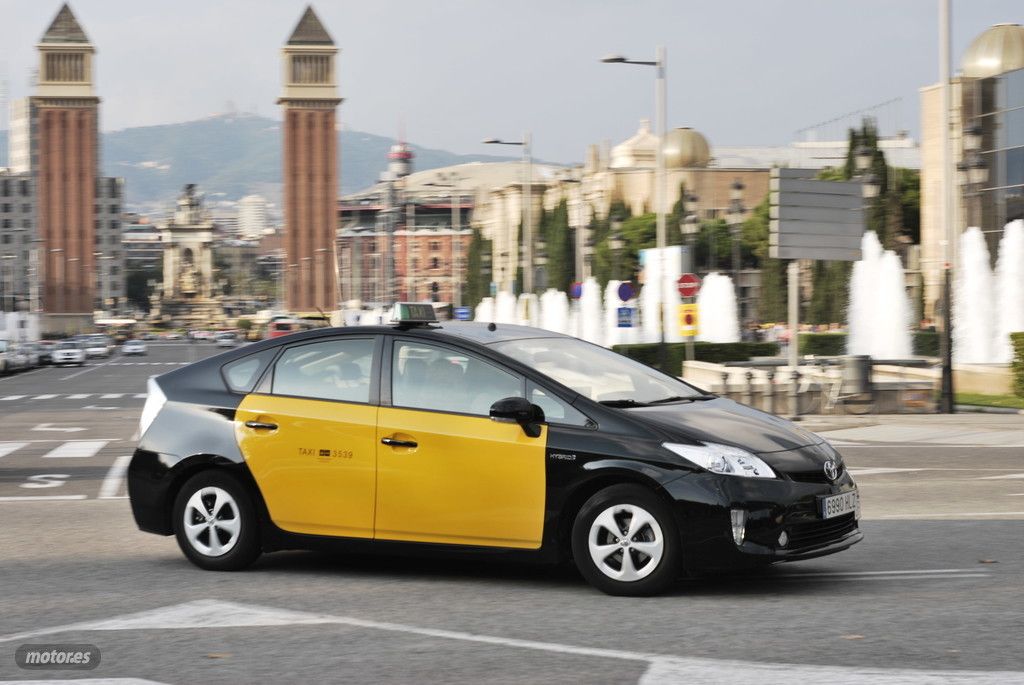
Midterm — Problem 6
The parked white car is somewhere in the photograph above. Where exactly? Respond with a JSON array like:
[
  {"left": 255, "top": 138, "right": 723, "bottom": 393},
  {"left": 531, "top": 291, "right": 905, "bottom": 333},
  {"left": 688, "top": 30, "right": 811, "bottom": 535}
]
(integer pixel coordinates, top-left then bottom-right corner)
[
  {"left": 52, "top": 340, "right": 86, "bottom": 367},
  {"left": 84, "top": 335, "right": 114, "bottom": 358},
  {"left": 215, "top": 332, "right": 238, "bottom": 348},
  {"left": 122, "top": 339, "right": 147, "bottom": 356},
  {"left": 0, "top": 340, "right": 10, "bottom": 375}
]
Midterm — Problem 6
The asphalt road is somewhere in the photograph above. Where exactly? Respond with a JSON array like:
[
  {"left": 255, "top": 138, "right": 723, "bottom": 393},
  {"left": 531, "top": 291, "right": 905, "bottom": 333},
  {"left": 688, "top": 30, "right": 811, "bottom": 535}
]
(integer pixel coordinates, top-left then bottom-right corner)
[{"left": 1, "top": 343, "right": 1022, "bottom": 683}]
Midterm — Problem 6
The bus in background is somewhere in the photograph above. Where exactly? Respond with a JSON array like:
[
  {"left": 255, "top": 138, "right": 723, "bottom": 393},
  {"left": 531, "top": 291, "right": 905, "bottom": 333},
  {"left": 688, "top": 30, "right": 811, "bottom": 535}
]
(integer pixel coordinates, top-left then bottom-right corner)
[{"left": 265, "top": 316, "right": 328, "bottom": 339}]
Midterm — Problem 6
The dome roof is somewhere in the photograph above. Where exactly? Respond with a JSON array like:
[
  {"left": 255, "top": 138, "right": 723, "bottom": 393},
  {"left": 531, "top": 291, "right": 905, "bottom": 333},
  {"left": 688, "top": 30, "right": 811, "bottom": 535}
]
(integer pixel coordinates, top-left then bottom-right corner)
[
  {"left": 610, "top": 120, "right": 659, "bottom": 169},
  {"left": 663, "top": 127, "right": 711, "bottom": 169},
  {"left": 961, "top": 23, "right": 1024, "bottom": 78}
]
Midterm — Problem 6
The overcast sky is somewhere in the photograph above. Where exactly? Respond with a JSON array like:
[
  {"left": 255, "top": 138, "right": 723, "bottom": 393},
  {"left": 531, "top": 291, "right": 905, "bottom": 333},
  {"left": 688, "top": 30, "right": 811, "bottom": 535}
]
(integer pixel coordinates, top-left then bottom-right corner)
[{"left": 0, "top": 0, "right": 1020, "bottom": 162}]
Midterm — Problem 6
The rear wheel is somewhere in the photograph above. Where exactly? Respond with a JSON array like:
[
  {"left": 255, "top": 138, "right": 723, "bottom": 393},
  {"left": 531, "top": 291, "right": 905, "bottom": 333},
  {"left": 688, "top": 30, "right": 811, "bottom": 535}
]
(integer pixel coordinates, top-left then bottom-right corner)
[
  {"left": 173, "top": 471, "right": 261, "bottom": 571},
  {"left": 571, "top": 484, "right": 681, "bottom": 596}
]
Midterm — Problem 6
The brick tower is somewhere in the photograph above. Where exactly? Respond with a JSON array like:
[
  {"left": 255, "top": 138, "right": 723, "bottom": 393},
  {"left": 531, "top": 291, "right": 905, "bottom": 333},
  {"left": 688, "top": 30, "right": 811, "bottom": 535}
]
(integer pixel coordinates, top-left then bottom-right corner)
[
  {"left": 34, "top": 4, "right": 100, "bottom": 317},
  {"left": 278, "top": 6, "right": 341, "bottom": 313}
]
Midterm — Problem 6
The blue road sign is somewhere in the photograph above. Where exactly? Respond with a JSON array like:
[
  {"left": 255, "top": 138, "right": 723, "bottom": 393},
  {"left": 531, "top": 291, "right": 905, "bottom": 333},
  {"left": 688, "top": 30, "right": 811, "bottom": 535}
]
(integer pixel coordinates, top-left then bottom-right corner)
[
  {"left": 617, "top": 307, "right": 635, "bottom": 328},
  {"left": 570, "top": 282, "right": 583, "bottom": 299},
  {"left": 617, "top": 281, "right": 636, "bottom": 302},
  {"left": 454, "top": 307, "right": 472, "bottom": 321}
]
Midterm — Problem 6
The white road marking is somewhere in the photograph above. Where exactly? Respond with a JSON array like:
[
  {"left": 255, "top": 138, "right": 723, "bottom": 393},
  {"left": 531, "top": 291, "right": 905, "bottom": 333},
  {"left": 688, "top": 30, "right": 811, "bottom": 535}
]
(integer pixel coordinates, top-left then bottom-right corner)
[
  {"left": 1, "top": 599, "right": 1020, "bottom": 684},
  {"left": 18, "top": 474, "right": 70, "bottom": 489},
  {"left": 878, "top": 511, "right": 1024, "bottom": 519},
  {"left": 846, "top": 467, "right": 926, "bottom": 477},
  {"left": 134, "top": 393, "right": 148, "bottom": 398},
  {"left": 60, "top": 357, "right": 116, "bottom": 381},
  {"left": 1, "top": 395, "right": 26, "bottom": 401},
  {"left": 0, "top": 442, "right": 29, "bottom": 458},
  {"left": 778, "top": 568, "right": 985, "bottom": 578},
  {"left": 31, "top": 423, "right": 86, "bottom": 433},
  {"left": 42, "top": 440, "right": 109, "bottom": 459},
  {"left": 100, "top": 393, "right": 124, "bottom": 399},
  {"left": 31, "top": 394, "right": 58, "bottom": 400},
  {"left": 99, "top": 455, "right": 132, "bottom": 499},
  {"left": 0, "top": 494, "right": 87, "bottom": 502},
  {"left": 83, "top": 405, "right": 121, "bottom": 411},
  {"left": 66, "top": 393, "right": 92, "bottom": 399},
  {"left": 977, "top": 472, "right": 1024, "bottom": 480}
]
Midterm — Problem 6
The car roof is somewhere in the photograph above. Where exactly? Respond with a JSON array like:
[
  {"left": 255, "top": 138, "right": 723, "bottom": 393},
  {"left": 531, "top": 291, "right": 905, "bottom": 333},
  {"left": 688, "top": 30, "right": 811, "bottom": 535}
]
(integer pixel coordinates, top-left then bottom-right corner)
[{"left": 251, "top": 321, "right": 569, "bottom": 348}]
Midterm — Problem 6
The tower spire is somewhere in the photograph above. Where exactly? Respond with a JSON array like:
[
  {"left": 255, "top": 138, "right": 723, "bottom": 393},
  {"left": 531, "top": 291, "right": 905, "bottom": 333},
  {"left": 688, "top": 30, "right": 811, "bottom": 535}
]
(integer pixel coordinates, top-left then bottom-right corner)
[
  {"left": 287, "top": 6, "right": 333, "bottom": 45},
  {"left": 40, "top": 3, "right": 90, "bottom": 44}
]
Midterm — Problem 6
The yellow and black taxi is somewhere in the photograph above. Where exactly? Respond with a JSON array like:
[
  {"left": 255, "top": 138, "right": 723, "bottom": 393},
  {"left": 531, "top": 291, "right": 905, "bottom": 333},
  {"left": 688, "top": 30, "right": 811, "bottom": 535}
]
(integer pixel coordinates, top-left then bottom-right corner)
[{"left": 128, "top": 304, "right": 861, "bottom": 595}]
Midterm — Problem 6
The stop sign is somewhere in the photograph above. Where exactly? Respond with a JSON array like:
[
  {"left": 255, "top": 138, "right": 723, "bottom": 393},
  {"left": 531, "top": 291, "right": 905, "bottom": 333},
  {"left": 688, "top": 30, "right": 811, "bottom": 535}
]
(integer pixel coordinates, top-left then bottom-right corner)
[{"left": 677, "top": 273, "right": 701, "bottom": 298}]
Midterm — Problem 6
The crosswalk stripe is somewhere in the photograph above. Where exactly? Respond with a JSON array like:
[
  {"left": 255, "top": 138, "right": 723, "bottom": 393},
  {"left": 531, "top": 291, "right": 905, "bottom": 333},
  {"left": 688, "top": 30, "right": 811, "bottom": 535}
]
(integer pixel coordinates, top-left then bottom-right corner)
[
  {"left": 101, "top": 393, "right": 124, "bottom": 399},
  {"left": 0, "top": 395, "right": 25, "bottom": 401},
  {"left": 33, "top": 394, "right": 58, "bottom": 400},
  {"left": 67, "top": 393, "right": 92, "bottom": 399},
  {"left": 134, "top": 393, "right": 148, "bottom": 399},
  {"left": 42, "top": 440, "right": 109, "bottom": 459},
  {"left": 0, "top": 442, "right": 29, "bottom": 459}
]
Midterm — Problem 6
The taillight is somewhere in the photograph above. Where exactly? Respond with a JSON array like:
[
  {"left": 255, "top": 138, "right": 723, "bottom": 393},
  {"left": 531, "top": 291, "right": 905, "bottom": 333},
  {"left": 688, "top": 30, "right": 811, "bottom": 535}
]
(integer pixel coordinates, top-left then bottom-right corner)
[{"left": 138, "top": 376, "right": 167, "bottom": 439}]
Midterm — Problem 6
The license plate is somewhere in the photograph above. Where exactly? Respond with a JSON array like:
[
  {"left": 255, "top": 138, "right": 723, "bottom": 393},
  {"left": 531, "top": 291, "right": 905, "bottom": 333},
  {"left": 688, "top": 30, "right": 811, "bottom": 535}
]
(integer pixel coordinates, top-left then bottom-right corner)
[{"left": 820, "top": 490, "right": 859, "bottom": 520}]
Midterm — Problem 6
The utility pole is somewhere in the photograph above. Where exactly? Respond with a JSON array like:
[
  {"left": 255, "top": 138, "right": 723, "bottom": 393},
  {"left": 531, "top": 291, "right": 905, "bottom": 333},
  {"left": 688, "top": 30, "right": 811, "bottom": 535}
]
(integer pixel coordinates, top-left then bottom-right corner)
[{"left": 938, "top": 0, "right": 955, "bottom": 413}]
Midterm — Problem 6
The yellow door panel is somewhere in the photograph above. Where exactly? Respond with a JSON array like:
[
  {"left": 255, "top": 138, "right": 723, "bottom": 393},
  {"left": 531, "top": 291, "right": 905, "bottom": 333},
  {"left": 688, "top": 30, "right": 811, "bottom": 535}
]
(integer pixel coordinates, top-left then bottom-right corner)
[
  {"left": 375, "top": 407, "right": 546, "bottom": 549},
  {"left": 236, "top": 394, "right": 377, "bottom": 538}
]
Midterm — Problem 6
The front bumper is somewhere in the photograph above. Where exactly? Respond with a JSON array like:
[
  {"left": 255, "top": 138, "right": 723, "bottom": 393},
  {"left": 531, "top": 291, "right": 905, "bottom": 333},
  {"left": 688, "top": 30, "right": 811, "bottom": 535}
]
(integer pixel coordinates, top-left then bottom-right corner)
[{"left": 664, "top": 467, "right": 861, "bottom": 572}]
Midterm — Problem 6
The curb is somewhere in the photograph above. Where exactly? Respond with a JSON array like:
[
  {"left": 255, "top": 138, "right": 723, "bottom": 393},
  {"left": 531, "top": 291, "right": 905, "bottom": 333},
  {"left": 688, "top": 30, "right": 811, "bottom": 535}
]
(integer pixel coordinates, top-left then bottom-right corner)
[{"left": 954, "top": 404, "right": 1024, "bottom": 415}]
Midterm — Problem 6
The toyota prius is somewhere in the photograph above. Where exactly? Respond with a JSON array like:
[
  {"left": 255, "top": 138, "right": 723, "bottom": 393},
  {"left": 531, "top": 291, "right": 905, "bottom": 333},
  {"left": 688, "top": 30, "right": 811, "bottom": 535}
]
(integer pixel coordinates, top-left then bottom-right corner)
[{"left": 129, "top": 304, "right": 861, "bottom": 595}]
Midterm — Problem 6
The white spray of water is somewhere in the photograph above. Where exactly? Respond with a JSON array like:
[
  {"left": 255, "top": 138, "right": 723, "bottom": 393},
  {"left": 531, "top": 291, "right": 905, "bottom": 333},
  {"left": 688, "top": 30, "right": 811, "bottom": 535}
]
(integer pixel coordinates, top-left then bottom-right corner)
[
  {"left": 994, "top": 220, "right": 1024, "bottom": 363},
  {"left": 516, "top": 293, "right": 540, "bottom": 327},
  {"left": 494, "top": 290, "right": 518, "bottom": 324},
  {"left": 539, "top": 289, "right": 570, "bottom": 334},
  {"left": 696, "top": 272, "right": 740, "bottom": 343},
  {"left": 474, "top": 297, "right": 495, "bottom": 323},
  {"left": 848, "top": 231, "right": 912, "bottom": 358},
  {"left": 579, "top": 277, "right": 605, "bottom": 345},
  {"left": 953, "top": 226, "right": 996, "bottom": 364}
]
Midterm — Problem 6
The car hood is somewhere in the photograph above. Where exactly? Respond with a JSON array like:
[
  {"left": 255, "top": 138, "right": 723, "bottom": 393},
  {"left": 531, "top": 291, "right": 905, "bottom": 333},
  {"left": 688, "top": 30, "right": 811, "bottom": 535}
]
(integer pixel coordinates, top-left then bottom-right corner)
[{"left": 626, "top": 397, "right": 826, "bottom": 454}]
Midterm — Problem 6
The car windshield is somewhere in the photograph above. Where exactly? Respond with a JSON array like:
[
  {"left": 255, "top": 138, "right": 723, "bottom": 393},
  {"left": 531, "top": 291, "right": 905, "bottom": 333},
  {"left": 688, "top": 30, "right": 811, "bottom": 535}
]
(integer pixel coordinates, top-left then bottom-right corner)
[
  {"left": 491, "top": 337, "right": 706, "bottom": 405},
  {"left": 56, "top": 342, "right": 79, "bottom": 350}
]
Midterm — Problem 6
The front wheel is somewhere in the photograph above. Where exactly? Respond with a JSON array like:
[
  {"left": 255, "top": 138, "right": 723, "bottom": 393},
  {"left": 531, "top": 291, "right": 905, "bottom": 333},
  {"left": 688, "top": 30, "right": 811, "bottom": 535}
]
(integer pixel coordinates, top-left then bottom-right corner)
[
  {"left": 571, "top": 484, "right": 681, "bottom": 596},
  {"left": 172, "top": 471, "right": 261, "bottom": 571}
]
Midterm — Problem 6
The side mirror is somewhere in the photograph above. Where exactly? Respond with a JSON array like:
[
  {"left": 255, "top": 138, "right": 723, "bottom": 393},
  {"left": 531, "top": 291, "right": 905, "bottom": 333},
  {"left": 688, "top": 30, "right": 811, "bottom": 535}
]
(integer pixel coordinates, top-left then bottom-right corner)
[{"left": 489, "top": 396, "right": 545, "bottom": 438}]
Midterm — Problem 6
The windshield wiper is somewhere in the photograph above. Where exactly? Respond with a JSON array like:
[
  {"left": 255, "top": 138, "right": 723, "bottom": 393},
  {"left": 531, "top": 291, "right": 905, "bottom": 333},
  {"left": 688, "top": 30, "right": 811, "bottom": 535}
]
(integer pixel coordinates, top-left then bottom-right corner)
[
  {"left": 598, "top": 399, "right": 650, "bottom": 407},
  {"left": 647, "top": 394, "right": 717, "bottom": 405}
]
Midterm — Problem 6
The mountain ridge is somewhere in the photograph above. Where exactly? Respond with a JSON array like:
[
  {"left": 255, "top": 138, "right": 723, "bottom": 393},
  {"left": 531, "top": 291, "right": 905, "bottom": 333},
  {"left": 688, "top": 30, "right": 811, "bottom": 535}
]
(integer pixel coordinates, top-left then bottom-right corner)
[{"left": 0, "top": 114, "right": 530, "bottom": 211}]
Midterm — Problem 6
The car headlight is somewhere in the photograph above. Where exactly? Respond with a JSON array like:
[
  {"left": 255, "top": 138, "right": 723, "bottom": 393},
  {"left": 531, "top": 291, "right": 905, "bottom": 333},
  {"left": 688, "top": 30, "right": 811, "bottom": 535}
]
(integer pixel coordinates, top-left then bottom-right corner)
[{"left": 663, "top": 441, "right": 777, "bottom": 479}]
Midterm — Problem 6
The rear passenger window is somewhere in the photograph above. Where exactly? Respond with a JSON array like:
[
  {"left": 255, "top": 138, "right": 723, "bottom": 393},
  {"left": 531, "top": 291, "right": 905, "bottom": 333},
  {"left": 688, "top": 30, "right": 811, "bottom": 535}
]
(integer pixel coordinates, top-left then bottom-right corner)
[
  {"left": 272, "top": 338, "right": 375, "bottom": 403},
  {"left": 221, "top": 348, "right": 276, "bottom": 393}
]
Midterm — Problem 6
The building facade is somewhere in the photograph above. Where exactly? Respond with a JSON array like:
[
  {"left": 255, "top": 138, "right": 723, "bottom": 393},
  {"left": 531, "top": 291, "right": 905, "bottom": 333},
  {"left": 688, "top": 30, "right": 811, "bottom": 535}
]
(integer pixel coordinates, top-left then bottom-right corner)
[
  {"left": 920, "top": 23, "right": 1024, "bottom": 317},
  {"left": 278, "top": 6, "right": 341, "bottom": 313}
]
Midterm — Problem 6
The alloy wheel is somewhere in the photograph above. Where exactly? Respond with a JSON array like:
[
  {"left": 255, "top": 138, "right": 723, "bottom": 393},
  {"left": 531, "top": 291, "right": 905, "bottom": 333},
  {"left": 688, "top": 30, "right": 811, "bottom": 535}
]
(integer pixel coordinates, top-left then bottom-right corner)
[
  {"left": 182, "top": 486, "right": 241, "bottom": 557},
  {"left": 588, "top": 503, "right": 665, "bottom": 582}
]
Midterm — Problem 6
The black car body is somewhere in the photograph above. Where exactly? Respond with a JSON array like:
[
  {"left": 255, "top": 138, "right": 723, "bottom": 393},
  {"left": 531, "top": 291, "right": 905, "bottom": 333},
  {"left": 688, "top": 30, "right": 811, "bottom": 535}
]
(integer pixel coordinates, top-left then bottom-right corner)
[{"left": 128, "top": 318, "right": 861, "bottom": 595}]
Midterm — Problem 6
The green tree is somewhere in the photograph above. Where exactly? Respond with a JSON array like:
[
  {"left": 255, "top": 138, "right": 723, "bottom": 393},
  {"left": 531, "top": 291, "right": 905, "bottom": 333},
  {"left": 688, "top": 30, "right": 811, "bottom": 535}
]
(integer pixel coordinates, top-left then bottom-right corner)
[
  {"left": 742, "top": 198, "right": 788, "bottom": 322},
  {"left": 463, "top": 228, "right": 491, "bottom": 309},
  {"left": 125, "top": 268, "right": 160, "bottom": 312},
  {"left": 540, "top": 198, "right": 573, "bottom": 292}
]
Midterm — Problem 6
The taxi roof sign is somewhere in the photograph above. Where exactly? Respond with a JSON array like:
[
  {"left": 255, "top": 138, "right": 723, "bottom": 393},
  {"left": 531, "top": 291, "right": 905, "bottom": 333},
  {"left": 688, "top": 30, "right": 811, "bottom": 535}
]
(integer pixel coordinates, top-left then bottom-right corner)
[{"left": 392, "top": 302, "right": 439, "bottom": 326}]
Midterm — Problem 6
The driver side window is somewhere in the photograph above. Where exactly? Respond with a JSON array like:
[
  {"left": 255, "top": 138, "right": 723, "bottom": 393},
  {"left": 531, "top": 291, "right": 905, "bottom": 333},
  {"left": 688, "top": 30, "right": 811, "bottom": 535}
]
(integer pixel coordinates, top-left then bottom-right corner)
[
  {"left": 272, "top": 338, "right": 375, "bottom": 403},
  {"left": 392, "top": 340, "right": 523, "bottom": 416}
]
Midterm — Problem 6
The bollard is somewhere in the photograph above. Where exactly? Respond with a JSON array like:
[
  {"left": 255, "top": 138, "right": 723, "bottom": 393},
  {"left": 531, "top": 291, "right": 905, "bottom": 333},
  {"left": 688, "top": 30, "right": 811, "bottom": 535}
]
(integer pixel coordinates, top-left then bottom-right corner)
[
  {"left": 744, "top": 370, "right": 755, "bottom": 406},
  {"left": 720, "top": 370, "right": 730, "bottom": 398},
  {"left": 765, "top": 369, "right": 776, "bottom": 414},
  {"left": 788, "top": 369, "right": 801, "bottom": 419}
]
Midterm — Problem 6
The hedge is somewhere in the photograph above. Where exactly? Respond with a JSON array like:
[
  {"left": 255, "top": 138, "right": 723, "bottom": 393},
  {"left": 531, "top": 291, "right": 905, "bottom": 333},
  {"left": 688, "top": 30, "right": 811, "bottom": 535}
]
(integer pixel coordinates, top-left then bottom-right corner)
[
  {"left": 1012, "top": 332, "right": 1024, "bottom": 399},
  {"left": 799, "top": 333, "right": 846, "bottom": 356},
  {"left": 797, "top": 331, "right": 940, "bottom": 357},
  {"left": 612, "top": 342, "right": 780, "bottom": 372}
]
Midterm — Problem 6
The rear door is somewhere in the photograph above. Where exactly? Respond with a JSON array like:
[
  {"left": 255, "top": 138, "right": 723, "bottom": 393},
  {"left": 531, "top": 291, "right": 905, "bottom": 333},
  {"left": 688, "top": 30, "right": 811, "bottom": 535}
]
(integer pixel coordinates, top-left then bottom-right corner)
[
  {"left": 375, "top": 337, "right": 547, "bottom": 549},
  {"left": 235, "top": 336, "right": 381, "bottom": 538}
]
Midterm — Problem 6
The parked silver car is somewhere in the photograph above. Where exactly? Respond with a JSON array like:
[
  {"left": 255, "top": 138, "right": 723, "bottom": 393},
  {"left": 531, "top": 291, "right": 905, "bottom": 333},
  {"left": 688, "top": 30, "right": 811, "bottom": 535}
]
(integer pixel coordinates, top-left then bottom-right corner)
[{"left": 52, "top": 340, "right": 86, "bottom": 367}]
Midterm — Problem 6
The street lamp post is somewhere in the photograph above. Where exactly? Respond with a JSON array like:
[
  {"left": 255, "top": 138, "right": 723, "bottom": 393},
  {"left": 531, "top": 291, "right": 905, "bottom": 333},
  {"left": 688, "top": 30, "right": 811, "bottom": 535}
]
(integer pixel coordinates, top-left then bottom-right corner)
[
  {"left": 726, "top": 179, "right": 746, "bottom": 313},
  {"left": 484, "top": 134, "right": 532, "bottom": 294},
  {"left": 679, "top": 193, "right": 700, "bottom": 273},
  {"left": 603, "top": 46, "right": 668, "bottom": 369}
]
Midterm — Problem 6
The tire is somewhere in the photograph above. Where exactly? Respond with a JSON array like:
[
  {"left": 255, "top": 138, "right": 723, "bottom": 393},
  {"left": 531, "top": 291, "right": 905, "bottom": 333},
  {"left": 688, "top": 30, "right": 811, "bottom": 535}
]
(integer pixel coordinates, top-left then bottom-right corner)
[
  {"left": 571, "top": 484, "right": 681, "bottom": 596},
  {"left": 172, "top": 470, "right": 261, "bottom": 571}
]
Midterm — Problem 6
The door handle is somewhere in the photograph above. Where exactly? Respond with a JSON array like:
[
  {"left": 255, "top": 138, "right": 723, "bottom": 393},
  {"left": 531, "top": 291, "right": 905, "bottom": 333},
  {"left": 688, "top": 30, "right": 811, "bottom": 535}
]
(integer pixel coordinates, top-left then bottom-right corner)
[
  {"left": 381, "top": 437, "right": 418, "bottom": 448},
  {"left": 244, "top": 420, "right": 278, "bottom": 430}
]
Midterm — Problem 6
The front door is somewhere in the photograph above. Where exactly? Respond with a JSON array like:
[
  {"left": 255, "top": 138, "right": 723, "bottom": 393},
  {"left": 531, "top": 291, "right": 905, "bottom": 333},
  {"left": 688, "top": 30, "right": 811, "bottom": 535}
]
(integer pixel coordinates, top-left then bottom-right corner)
[
  {"left": 375, "top": 339, "right": 546, "bottom": 549},
  {"left": 236, "top": 336, "right": 380, "bottom": 538}
]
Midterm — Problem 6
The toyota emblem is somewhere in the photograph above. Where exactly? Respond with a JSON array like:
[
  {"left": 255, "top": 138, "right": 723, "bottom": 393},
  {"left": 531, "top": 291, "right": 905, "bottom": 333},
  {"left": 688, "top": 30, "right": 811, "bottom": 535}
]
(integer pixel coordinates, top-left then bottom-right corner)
[{"left": 823, "top": 460, "right": 839, "bottom": 481}]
